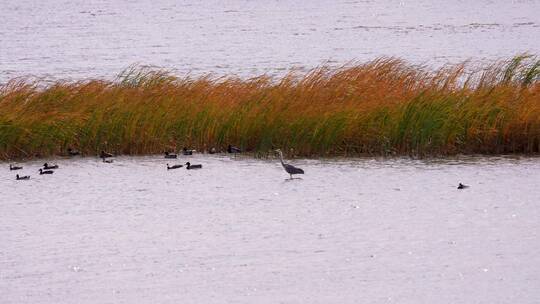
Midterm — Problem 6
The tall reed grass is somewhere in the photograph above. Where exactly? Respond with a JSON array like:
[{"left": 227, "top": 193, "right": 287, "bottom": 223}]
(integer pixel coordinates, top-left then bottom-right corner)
[{"left": 1, "top": 56, "right": 539, "bottom": 159}]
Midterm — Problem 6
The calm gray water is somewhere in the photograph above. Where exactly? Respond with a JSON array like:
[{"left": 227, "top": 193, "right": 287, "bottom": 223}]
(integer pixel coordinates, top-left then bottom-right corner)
[
  {"left": 2, "top": 1, "right": 540, "bottom": 302},
  {"left": 1, "top": 0, "right": 539, "bottom": 82},
  {"left": 1, "top": 155, "right": 539, "bottom": 303}
]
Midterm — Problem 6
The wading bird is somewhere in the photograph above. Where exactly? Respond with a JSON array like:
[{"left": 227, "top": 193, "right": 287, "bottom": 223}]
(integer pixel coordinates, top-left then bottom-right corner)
[
  {"left": 275, "top": 149, "right": 304, "bottom": 179},
  {"left": 9, "top": 164, "right": 22, "bottom": 170},
  {"left": 185, "top": 162, "right": 202, "bottom": 170},
  {"left": 16, "top": 174, "right": 30, "bottom": 180},
  {"left": 167, "top": 163, "right": 183, "bottom": 170},
  {"left": 39, "top": 169, "right": 54, "bottom": 175},
  {"left": 43, "top": 163, "right": 59, "bottom": 170}
]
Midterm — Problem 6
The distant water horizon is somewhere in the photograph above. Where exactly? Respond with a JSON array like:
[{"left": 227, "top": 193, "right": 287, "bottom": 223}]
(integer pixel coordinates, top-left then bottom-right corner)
[{"left": 1, "top": 0, "right": 539, "bottom": 82}]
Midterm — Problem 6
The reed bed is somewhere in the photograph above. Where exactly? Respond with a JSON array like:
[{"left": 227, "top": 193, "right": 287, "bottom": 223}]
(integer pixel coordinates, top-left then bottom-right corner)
[{"left": 0, "top": 56, "right": 539, "bottom": 159}]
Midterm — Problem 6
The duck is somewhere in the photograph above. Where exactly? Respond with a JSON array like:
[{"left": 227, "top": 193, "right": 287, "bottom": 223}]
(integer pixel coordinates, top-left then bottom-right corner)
[
  {"left": 103, "top": 158, "right": 114, "bottom": 163},
  {"left": 67, "top": 147, "right": 80, "bottom": 156},
  {"left": 43, "top": 163, "right": 59, "bottom": 170},
  {"left": 457, "top": 183, "right": 469, "bottom": 189},
  {"left": 100, "top": 150, "right": 113, "bottom": 158},
  {"left": 167, "top": 163, "right": 183, "bottom": 170},
  {"left": 16, "top": 174, "right": 30, "bottom": 180},
  {"left": 227, "top": 144, "right": 241, "bottom": 154},
  {"left": 185, "top": 162, "right": 202, "bottom": 170},
  {"left": 39, "top": 169, "right": 54, "bottom": 175},
  {"left": 208, "top": 147, "right": 217, "bottom": 154},
  {"left": 164, "top": 151, "right": 178, "bottom": 159},
  {"left": 9, "top": 164, "right": 23, "bottom": 170},
  {"left": 182, "top": 147, "right": 195, "bottom": 155}
]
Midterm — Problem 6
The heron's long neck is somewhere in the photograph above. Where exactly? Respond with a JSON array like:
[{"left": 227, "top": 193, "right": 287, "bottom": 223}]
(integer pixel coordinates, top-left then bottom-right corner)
[{"left": 278, "top": 152, "right": 285, "bottom": 166}]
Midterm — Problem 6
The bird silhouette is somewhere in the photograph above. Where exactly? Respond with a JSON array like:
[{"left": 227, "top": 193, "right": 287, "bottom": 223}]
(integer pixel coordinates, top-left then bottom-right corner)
[
  {"left": 43, "top": 163, "right": 59, "bottom": 169},
  {"left": 182, "top": 147, "right": 195, "bottom": 155},
  {"left": 164, "top": 151, "right": 178, "bottom": 159},
  {"left": 9, "top": 164, "right": 22, "bottom": 170},
  {"left": 167, "top": 163, "right": 183, "bottom": 170},
  {"left": 67, "top": 148, "right": 80, "bottom": 156},
  {"left": 185, "top": 162, "right": 202, "bottom": 169},
  {"left": 275, "top": 149, "right": 304, "bottom": 179},
  {"left": 100, "top": 150, "right": 113, "bottom": 158}
]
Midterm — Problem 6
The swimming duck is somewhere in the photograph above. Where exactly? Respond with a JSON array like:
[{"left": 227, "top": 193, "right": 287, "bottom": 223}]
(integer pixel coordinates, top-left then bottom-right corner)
[
  {"left": 167, "top": 163, "right": 183, "bottom": 170},
  {"left": 164, "top": 151, "right": 178, "bottom": 159},
  {"left": 39, "top": 169, "right": 54, "bottom": 175},
  {"left": 182, "top": 147, "right": 195, "bottom": 155},
  {"left": 208, "top": 147, "right": 217, "bottom": 154},
  {"left": 100, "top": 150, "right": 113, "bottom": 158},
  {"left": 227, "top": 145, "right": 241, "bottom": 153},
  {"left": 457, "top": 183, "right": 469, "bottom": 189},
  {"left": 9, "top": 164, "right": 23, "bottom": 170},
  {"left": 67, "top": 148, "right": 80, "bottom": 156},
  {"left": 43, "top": 163, "right": 59, "bottom": 170},
  {"left": 16, "top": 174, "right": 30, "bottom": 180},
  {"left": 103, "top": 158, "right": 114, "bottom": 163},
  {"left": 185, "top": 162, "right": 202, "bottom": 169}
]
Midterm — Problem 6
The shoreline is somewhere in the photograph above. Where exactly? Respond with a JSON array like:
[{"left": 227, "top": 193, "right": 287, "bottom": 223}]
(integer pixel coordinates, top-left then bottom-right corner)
[{"left": 3, "top": 152, "right": 540, "bottom": 163}]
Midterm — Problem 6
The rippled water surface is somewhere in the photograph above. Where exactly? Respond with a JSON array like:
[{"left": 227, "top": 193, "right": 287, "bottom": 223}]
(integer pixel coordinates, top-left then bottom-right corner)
[
  {"left": 1, "top": 0, "right": 540, "bottom": 81},
  {"left": 1, "top": 155, "right": 539, "bottom": 303}
]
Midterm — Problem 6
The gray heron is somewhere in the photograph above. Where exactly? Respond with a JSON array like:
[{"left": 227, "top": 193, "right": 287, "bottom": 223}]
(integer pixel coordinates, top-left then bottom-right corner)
[{"left": 275, "top": 149, "right": 304, "bottom": 179}]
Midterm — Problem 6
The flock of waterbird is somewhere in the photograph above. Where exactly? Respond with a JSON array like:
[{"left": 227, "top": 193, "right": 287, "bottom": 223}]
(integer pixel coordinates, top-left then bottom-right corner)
[
  {"left": 9, "top": 145, "right": 470, "bottom": 188},
  {"left": 8, "top": 145, "right": 309, "bottom": 181},
  {"left": 10, "top": 162, "right": 59, "bottom": 180}
]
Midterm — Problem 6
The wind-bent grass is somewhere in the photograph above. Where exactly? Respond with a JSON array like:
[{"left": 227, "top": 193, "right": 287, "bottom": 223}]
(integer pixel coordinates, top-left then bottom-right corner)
[{"left": 1, "top": 56, "right": 539, "bottom": 159}]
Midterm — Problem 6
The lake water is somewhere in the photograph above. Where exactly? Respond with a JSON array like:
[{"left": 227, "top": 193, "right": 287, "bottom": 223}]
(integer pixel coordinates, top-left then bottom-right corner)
[
  {"left": 2, "top": 1, "right": 540, "bottom": 302},
  {"left": 1, "top": 0, "right": 539, "bottom": 82},
  {"left": 1, "top": 155, "right": 539, "bottom": 303}
]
